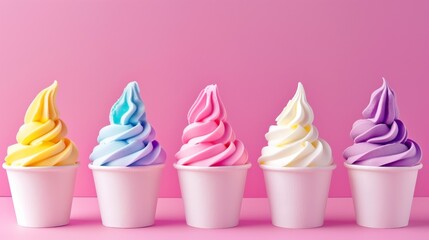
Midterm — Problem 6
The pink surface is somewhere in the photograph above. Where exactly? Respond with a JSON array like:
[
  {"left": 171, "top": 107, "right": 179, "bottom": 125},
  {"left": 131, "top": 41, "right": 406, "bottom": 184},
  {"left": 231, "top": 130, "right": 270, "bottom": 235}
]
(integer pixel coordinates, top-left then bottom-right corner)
[
  {"left": 0, "top": 198, "right": 428, "bottom": 239},
  {"left": 0, "top": 0, "right": 428, "bottom": 197}
]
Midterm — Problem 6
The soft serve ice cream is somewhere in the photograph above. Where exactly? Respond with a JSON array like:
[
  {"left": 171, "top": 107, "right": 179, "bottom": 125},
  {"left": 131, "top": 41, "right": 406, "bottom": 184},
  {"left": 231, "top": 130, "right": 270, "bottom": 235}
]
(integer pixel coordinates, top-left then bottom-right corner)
[
  {"left": 258, "top": 82, "right": 332, "bottom": 167},
  {"left": 175, "top": 84, "right": 248, "bottom": 166},
  {"left": 343, "top": 79, "right": 422, "bottom": 228},
  {"left": 5, "top": 81, "right": 78, "bottom": 166},
  {"left": 175, "top": 84, "right": 250, "bottom": 228},
  {"left": 343, "top": 79, "right": 421, "bottom": 166},
  {"left": 89, "top": 81, "right": 165, "bottom": 228},
  {"left": 90, "top": 81, "right": 166, "bottom": 166},
  {"left": 259, "top": 82, "right": 334, "bottom": 228}
]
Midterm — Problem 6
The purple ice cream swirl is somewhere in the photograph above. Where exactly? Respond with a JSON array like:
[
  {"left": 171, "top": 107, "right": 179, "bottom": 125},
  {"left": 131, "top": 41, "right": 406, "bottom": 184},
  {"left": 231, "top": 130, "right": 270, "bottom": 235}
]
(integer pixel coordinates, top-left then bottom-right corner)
[{"left": 343, "top": 79, "right": 422, "bottom": 167}]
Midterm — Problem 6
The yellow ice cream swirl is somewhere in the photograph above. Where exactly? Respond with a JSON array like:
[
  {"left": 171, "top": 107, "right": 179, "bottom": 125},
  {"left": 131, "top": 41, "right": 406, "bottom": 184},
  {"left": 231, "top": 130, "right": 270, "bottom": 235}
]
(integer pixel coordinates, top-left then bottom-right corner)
[{"left": 5, "top": 81, "right": 78, "bottom": 166}]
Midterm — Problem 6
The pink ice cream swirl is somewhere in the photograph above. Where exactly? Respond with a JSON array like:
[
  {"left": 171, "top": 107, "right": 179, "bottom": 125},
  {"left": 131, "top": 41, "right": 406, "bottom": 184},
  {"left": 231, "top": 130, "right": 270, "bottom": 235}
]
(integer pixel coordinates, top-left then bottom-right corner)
[{"left": 175, "top": 85, "right": 248, "bottom": 166}]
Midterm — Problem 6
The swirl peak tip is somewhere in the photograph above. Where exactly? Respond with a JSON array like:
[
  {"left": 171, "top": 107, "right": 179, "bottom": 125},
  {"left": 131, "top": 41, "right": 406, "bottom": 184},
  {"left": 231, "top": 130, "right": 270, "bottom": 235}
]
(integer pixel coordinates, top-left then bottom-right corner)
[
  {"left": 205, "top": 84, "right": 218, "bottom": 91},
  {"left": 46, "top": 81, "right": 58, "bottom": 92},
  {"left": 297, "top": 82, "right": 304, "bottom": 91},
  {"left": 294, "top": 82, "right": 307, "bottom": 99},
  {"left": 126, "top": 81, "right": 139, "bottom": 90},
  {"left": 382, "top": 77, "right": 388, "bottom": 87}
]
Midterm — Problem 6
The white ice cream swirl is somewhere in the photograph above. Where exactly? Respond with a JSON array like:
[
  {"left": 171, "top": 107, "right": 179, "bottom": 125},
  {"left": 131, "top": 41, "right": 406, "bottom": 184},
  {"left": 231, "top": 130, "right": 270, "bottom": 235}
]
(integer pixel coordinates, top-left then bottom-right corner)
[{"left": 258, "top": 83, "right": 333, "bottom": 167}]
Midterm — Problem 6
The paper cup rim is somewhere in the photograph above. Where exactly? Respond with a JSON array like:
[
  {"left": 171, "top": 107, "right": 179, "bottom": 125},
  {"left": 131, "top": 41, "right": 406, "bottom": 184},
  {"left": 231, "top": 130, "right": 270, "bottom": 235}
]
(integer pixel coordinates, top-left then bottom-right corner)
[
  {"left": 88, "top": 163, "right": 165, "bottom": 172},
  {"left": 174, "top": 163, "right": 252, "bottom": 171},
  {"left": 344, "top": 162, "right": 423, "bottom": 171},
  {"left": 2, "top": 162, "right": 79, "bottom": 172},
  {"left": 259, "top": 164, "right": 336, "bottom": 172}
]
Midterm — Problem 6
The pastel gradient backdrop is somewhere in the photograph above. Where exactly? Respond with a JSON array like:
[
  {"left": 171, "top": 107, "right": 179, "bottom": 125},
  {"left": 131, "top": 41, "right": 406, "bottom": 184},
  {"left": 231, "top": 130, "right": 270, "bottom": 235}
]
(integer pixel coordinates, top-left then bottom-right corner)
[{"left": 0, "top": 0, "right": 428, "bottom": 197}]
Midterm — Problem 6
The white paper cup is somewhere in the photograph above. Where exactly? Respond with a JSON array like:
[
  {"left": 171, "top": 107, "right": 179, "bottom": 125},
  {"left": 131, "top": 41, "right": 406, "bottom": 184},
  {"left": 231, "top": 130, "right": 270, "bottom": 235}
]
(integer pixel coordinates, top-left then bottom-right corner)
[
  {"left": 3, "top": 163, "right": 78, "bottom": 228},
  {"left": 175, "top": 163, "right": 251, "bottom": 229},
  {"left": 345, "top": 163, "right": 422, "bottom": 228},
  {"left": 89, "top": 163, "right": 164, "bottom": 228},
  {"left": 260, "top": 164, "right": 335, "bottom": 228}
]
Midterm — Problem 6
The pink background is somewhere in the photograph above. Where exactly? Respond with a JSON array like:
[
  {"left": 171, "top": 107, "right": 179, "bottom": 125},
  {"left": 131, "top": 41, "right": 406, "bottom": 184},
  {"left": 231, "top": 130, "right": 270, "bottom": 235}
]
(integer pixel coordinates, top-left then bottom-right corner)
[{"left": 0, "top": 0, "right": 428, "bottom": 198}]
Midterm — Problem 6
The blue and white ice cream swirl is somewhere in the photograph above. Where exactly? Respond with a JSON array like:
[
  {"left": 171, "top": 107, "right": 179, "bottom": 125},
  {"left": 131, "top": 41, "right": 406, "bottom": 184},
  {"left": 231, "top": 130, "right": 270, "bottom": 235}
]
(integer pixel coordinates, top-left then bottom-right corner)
[{"left": 90, "top": 82, "right": 166, "bottom": 166}]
